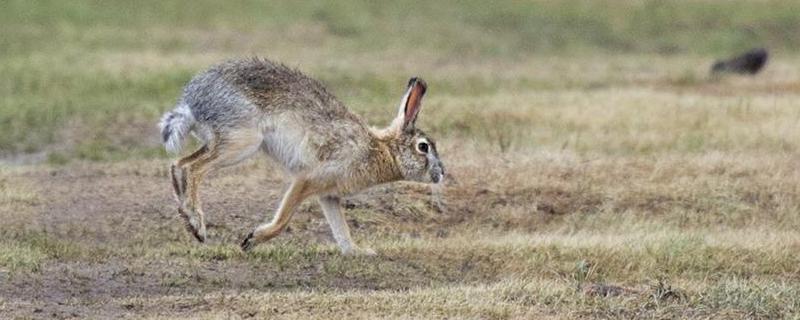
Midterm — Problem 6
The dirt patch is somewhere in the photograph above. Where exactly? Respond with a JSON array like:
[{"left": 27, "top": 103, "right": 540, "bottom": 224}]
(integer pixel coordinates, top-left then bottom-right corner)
[{"left": 0, "top": 159, "right": 558, "bottom": 318}]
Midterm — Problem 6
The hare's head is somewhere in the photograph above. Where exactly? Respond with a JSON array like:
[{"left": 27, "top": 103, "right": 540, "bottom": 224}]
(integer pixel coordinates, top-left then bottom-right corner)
[{"left": 381, "top": 78, "right": 444, "bottom": 184}]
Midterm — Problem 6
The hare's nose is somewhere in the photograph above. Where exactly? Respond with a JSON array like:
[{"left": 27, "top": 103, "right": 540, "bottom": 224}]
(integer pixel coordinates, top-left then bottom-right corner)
[{"left": 431, "top": 161, "right": 444, "bottom": 183}]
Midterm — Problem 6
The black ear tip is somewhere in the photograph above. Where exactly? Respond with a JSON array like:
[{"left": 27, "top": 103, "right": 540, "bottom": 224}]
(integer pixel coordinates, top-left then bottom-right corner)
[{"left": 408, "top": 77, "right": 427, "bottom": 91}]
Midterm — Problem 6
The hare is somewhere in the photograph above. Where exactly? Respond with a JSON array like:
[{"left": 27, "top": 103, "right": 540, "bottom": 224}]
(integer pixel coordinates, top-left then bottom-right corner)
[{"left": 158, "top": 58, "right": 444, "bottom": 255}]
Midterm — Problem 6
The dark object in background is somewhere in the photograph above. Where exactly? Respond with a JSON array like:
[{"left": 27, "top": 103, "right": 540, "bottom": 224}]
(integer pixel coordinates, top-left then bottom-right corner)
[{"left": 711, "top": 48, "right": 769, "bottom": 76}]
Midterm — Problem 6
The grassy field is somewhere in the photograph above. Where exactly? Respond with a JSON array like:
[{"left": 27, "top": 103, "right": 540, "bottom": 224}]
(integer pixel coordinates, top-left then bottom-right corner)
[{"left": 2, "top": 1, "right": 800, "bottom": 319}]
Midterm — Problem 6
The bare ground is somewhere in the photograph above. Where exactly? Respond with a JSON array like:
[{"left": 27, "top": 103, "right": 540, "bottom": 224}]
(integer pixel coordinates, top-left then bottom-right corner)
[
  {"left": 1, "top": 152, "right": 800, "bottom": 319},
  {"left": 0, "top": 158, "right": 522, "bottom": 318}
]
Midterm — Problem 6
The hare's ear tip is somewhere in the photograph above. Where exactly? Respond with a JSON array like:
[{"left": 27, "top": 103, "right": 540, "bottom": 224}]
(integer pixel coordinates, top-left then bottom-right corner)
[{"left": 407, "top": 77, "right": 427, "bottom": 90}]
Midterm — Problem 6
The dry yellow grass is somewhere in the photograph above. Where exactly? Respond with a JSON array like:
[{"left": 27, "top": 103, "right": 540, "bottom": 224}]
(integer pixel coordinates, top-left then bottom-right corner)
[{"left": 2, "top": 145, "right": 800, "bottom": 318}]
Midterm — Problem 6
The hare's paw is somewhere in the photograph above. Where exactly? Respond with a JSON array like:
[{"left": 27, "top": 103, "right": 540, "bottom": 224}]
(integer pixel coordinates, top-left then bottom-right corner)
[
  {"left": 240, "top": 231, "right": 256, "bottom": 252},
  {"left": 191, "top": 223, "right": 207, "bottom": 243},
  {"left": 177, "top": 207, "right": 206, "bottom": 243}
]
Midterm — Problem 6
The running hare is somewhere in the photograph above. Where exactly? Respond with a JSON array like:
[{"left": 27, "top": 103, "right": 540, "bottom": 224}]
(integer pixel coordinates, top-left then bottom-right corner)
[{"left": 159, "top": 58, "right": 443, "bottom": 255}]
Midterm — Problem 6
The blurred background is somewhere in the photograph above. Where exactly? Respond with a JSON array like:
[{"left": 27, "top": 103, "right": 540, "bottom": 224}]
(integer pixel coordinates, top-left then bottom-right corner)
[{"left": 2, "top": 0, "right": 800, "bottom": 163}]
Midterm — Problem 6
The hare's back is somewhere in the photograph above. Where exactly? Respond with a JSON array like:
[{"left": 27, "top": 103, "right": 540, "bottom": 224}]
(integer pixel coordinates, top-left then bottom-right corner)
[
  {"left": 219, "top": 59, "right": 354, "bottom": 118},
  {"left": 183, "top": 58, "right": 361, "bottom": 126}
]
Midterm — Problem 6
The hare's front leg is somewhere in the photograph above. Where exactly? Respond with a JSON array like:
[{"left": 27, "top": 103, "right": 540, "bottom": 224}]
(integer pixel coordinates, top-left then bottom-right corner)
[
  {"left": 241, "top": 178, "right": 314, "bottom": 251},
  {"left": 318, "top": 196, "right": 375, "bottom": 256}
]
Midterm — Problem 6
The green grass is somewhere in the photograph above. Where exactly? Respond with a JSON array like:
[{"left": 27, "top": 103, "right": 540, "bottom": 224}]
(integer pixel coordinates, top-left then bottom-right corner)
[
  {"left": 2, "top": 0, "right": 800, "bottom": 158},
  {"left": 3, "top": 0, "right": 798, "bottom": 55},
  {"left": 0, "top": 232, "right": 83, "bottom": 272}
]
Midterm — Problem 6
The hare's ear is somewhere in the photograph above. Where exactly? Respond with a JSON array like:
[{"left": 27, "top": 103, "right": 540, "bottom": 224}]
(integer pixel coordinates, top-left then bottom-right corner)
[{"left": 392, "top": 77, "right": 427, "bottom": 132}]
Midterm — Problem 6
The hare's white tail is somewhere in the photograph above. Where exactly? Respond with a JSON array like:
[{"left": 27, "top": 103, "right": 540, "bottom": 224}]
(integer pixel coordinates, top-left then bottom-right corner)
[{"left": 159, "top": 102, "right": 195, "bottom": 154}]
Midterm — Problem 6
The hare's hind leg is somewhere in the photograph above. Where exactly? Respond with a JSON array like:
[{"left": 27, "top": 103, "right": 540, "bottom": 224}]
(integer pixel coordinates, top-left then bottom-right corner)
[
  {"left": 176, "top": 130, "right": 263, "bottom": 242},
  {"left": 171, "top": 145, "right": 209, "bottom": 203},
  {"left": 171, "top": 145, "right": 212, "bottom": 241},
  {"left": 241, "top": 178, "right": 320, "bottom": 251},
  {"left": 173, "top": 143, "right": 218, "bottom": 242}
]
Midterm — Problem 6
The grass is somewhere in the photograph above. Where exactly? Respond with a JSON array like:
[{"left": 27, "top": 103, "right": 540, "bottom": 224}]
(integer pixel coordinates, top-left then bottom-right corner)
[
  {"left": 2, "top": 0, "right": 800, "bottom": 158},
  {"left": 0, "top": 233, "right": 83, "bottom": 272},
  {"left": 2, "top": 0, "right": 800, "bottom": 319},
  {"left": 3, "top": 223, "right": 799, "bottom": 317},
  {"left": 1, "top": 154, "right": 799, "bottom": 318}
]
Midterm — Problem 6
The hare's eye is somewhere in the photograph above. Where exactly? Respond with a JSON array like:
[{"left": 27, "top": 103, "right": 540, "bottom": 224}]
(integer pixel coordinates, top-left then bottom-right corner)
[{"left": 417, "top": 141, "right": 429, "bottom": 154}]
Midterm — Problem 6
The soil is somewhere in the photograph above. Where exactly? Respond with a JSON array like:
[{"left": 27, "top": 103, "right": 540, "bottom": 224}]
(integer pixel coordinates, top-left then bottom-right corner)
[{"left": 0, "top": 159, "right": 551, "bottom": 319}]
